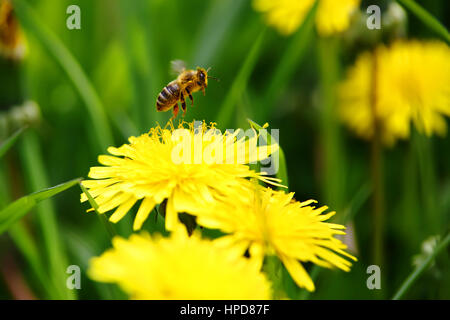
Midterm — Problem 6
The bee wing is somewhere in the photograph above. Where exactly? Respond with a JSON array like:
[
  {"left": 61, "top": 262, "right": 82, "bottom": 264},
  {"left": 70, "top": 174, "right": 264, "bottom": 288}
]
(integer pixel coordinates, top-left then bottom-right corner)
[{"left": 170, "top": 60, "right": 187, "bottom": 76}]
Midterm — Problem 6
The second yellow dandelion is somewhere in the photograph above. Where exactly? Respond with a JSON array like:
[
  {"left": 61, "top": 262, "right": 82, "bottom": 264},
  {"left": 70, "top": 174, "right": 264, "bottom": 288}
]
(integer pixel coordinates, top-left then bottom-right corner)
[
  {"left": 253, "top": 0, "right": 361, "bottom": 36},
  {"left": 195, "top": 186, "right": 357, "bottom": 292}
]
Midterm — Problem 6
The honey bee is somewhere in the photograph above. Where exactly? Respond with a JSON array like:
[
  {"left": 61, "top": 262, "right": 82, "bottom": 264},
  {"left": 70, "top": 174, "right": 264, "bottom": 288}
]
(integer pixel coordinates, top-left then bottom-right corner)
[{"left": 156, "top": 60, "right": 217, "bottom": 119}]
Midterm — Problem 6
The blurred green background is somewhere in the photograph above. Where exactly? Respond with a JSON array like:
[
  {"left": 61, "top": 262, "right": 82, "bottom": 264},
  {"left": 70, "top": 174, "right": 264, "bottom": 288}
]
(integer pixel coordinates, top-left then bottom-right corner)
[{"left": 0, "top": 0, "right": 449, "bottom": 300}]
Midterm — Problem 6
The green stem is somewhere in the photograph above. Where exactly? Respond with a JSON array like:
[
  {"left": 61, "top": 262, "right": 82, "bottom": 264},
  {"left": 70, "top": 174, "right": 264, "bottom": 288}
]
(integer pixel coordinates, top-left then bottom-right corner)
[
  {"left": 370, "top": 51, "right": 385, "bottom": 293},
  {"left": 414, "top": 131, "right": 439, "bottom": 235},
  {"left": 396, "top": 0, "right": 450, "bottom": 44},
  {"left": 371, "top": 127, "right": 385, "bottom": 295},
  {"left": 401, "top": 143, "right": 420, "bottom": 242},
  {"left": 79, "top": 183, "right": 117, "bottom": 240},
  {"left": 247, "top": 119, "right": 289, "bottom": 188},
  {"left": 216, "top": 29, "right": 266, "bottom": 128},
  {"left": 317, "top": 37, "right": 346, "bottom": 212},
  {"left": 259, "top": 0, "right": 318, "bottom": 121},
  {"left": 262, "top": 256, "right": 286, "bottom": 299},
  {"left": 0, "top": 126, "right": 27, "bottom": 158},
  {"left": 392, "top": 232, "right": 450, "bottom": 300},
  {"left": 298, "top": 266, "right": 321, "bottom": 300}
]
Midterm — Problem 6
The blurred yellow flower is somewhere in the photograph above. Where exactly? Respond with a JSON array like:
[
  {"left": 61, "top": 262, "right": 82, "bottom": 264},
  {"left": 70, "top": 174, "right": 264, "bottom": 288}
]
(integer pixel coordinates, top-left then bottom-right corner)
[
  {"left": 253, "top": 0, "right": 360, "bottom": 36},
  {"left": 195, "top": 187, "right": 356, "bottom": 292},
  {"left": 0, "top": 0, "right": 26, "bottom": 60},
  {"left": 88, "top": 228, "right": 271, "bottom": 299},
  {"left": 81, "top": 120, "right": 279, "bottom": 231},
  {"left": 339, "top": 40, "right": 450, "bottom": 146}
]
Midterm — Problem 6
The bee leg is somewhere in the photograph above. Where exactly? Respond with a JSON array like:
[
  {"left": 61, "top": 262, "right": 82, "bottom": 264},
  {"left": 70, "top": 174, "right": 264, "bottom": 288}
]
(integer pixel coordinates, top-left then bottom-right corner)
[
  {"left": 180, "top": 94, "right": 187, "bottom": 117},
  {"left": 171, "top": 104, "right": 180, "bottom": 120},
  {"left": 186, "top": 88, "right": 194, "bottom": 106}
]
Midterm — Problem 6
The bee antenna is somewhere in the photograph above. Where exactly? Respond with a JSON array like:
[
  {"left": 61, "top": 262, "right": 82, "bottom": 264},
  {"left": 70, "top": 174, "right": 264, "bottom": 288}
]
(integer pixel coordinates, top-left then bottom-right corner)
[
  {"left": 206, "top": 67, "right": 212, "bottom": 73},
  {"left": 208, "top": 76, "right": 220, "bottom": 82}
]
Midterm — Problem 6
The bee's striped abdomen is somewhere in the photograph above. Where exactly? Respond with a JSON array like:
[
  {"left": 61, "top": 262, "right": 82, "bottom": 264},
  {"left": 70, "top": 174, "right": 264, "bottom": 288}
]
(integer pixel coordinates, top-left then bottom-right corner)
[{"left": 156, "top": 81, "right": 180, "bottom": 111}]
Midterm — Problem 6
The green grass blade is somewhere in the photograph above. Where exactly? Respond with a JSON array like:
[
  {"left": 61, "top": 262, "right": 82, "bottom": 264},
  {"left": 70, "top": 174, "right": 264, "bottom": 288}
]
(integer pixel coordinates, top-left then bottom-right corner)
[
  {"left": 7, "top": 223, "right": 58, "bottom": 298},
  {"left": 259, "top": 0, "right": 318, "bottom": 120},
  {"left": 118, "top": 1, "right": 162, "bottom": 131},
  {"left": 192, "top": 0, "right": 245, "bottom": 66},
  {"left": 216, "top": 29, "right": 266, "bottom": 128},
  {"left": 13, "top": 0, "right": 114, "bottom": 150},
  {"left": 248, "top": 118, "right": 288, "bottom": 188},
  {"left": 64, "top": 228, "right": 127, "bottom": 299},
  {"left": 20, "top": 130, "right": 78, "bottom": 299},
  {"left": 277, "top": 148, "right": 288, "bottom": 189},
  {"left": 0, "top": 165, "right": 58, "bottom": 298},
  {"left": 0, "top": 126, "right": 27, "bottom": 158},
  {"left": 0, "top": 178, "right": 81, "bottom": 235},
  {"left": 340, "top": 183, "right": 372, "bottom": 225},
  {"left": 392, "top": 232, "right": 450, "bottom": 300},
  {"left": 79, "top": 182, "right": 117, "bottom": 239},
  {"left": 414, "top": 132, "right": 440, "bottom": 235},
  {"left": 396, "top": 0, "right": 450, "bottom": 44}
]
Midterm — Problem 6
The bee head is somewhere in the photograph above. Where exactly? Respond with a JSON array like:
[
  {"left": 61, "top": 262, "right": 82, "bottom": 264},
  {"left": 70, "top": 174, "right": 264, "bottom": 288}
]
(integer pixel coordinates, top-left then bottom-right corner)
[{"left": 196, "top": 67, "right": 208, "bottom": 88}]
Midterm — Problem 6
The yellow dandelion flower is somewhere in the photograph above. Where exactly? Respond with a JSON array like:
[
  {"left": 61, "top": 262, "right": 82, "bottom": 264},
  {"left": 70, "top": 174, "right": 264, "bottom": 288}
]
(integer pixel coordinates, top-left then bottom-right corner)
[
  {"left": 81, "top": 120, "right": 279, "bottom": 231},
  {"left": 339, "top": 40, "right": 450, "bottom": 146},
  {"left": 253, "top": 0, "right": 360, "bottom": 36},
  {"left": 88, "top": 228, "right": 272, "bottom": 299},
  {"left": 195, "top": 187, "right": 356, "bottom": 292}
]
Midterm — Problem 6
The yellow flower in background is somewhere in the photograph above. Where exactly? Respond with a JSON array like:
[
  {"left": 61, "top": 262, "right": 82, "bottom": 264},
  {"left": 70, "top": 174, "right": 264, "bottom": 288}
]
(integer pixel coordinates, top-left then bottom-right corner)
[
  {"left": 88, "top": 228, "right": 271, "bottom": 299},
  {"left": 339, "top": 41, "right": 450, "bottom": 146},
  {"left": 81, "top": 120, "right": 279, "bottom": 231},
  {"left": 195, "top": 187, "right": 356, "bottom": 292},
  {"left": 253, "top": 0, "right": 360, "bottom": 36},
  {"left": 0, "top": 0, "right": 26, "bottom": 60}
]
